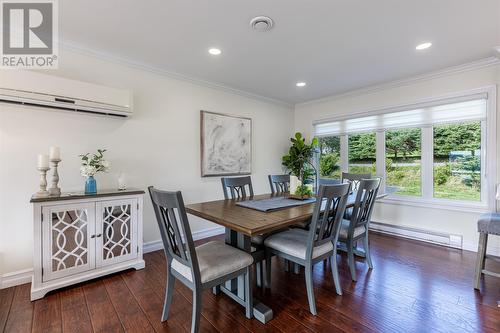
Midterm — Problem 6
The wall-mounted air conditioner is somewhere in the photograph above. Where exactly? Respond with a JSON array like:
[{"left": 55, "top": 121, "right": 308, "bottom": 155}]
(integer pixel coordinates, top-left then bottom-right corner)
[{"left": 0, "top": 70, "right": 132, "bottom": 117}]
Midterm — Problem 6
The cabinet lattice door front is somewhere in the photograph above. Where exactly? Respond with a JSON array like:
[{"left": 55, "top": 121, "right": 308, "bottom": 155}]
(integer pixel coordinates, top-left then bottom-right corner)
[
  {"left": 96, "top": 199, "right": 138, "bottom": 266},
  {"left": 42, "top": 203, "right": 96, "bottom": 281}
]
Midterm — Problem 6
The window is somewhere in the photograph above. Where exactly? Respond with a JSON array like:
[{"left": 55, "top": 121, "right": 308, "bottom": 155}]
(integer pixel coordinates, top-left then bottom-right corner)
[
  {"left": 348, "top": 132, "right": 376, "bottom": 174},
  {"left": 386, "top": 128, "right": 421, "bottom": 196},
  {"left": 319, "top": 136, "right": 341, "bottom": 180},
  {"left": 433, "top": 122, "right": 481, "bottom": 201},
  {"left": 313, "top": 90, "right": 494, "bottom": 209}
]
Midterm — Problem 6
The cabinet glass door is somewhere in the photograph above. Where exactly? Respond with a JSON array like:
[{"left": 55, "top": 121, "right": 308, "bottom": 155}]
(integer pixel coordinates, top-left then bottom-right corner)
[
  {"left": 96, "top": 199, "right": 138, "bottom": 267},
  {"left": 42, "top": 203, "right": 95, "bottom": 281}
]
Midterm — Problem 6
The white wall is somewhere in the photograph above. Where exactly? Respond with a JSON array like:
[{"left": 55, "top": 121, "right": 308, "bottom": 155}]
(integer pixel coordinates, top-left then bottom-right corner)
[
  {"left": 0, "top": 49, "right": 294, "bottom": 276},
  {"left": 295, "top": 62, "right": 500, "bottom": 255}
]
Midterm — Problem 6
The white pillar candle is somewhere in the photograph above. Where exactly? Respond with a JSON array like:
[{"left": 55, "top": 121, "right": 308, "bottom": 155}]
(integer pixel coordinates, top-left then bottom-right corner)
[
  {"left": 37, "top": 154, "right": 49, "bottom": 168},
  {"left": 49, "top": 146, "right": 60, "bottom": 160},
  {"left": 290, "top": 175, "right": 298, "bottom": 194}
]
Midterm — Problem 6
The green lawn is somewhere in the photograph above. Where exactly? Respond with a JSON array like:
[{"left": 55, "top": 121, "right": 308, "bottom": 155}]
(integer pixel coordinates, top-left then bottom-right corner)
[{"left": 320, "top": 157, "right": 480, "bottom": 201}]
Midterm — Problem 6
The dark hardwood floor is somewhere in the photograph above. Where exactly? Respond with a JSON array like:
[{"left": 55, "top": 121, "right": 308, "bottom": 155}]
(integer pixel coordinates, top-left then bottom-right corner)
[{"left": 1, "top": 232, "right": 500, "bottom": 333}]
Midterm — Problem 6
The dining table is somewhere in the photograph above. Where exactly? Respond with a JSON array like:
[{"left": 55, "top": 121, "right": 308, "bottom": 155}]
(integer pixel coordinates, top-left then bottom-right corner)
[{"left": 185, "top": 191, "right": 386, "bottom": 324}]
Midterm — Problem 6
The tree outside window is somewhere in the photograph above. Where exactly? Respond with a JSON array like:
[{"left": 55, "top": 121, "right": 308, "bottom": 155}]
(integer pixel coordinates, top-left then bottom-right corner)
[
  {"left": 386, "top": 128, "right": 421, "bottom": 196},
  {"left": 433, "top": 122, "right": 481, "bottom": 201},
  {"left": 318, "top": 136, "right": 341, "bottom": 179},
  {"left": 348, "top": 133, "right": 376, "bottom": 174}
]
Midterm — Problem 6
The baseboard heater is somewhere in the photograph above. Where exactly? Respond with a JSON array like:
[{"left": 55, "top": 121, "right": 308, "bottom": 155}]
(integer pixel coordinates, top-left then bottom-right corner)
[{"left": 369, "top": 221, "right": 463, "bottom": 249}]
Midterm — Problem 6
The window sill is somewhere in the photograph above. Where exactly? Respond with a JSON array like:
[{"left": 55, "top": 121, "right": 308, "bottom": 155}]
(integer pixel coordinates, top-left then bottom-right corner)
[{"left": 378, "top": 194, "right": 490, "bottom": 214}]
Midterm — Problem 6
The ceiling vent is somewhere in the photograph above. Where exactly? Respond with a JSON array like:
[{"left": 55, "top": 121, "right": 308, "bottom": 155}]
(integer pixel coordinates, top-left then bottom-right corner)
[{"left": 250, "top": 16, "right": 274, "bottom": 32}]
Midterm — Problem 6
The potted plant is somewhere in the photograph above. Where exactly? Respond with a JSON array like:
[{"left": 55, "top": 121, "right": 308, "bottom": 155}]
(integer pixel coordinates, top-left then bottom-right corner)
[
  {"left": 282, "top": 132, "right": 318, "bottom": 199},
  {"left": 80, "top": 149, "right": 110, "bottom": 194}
]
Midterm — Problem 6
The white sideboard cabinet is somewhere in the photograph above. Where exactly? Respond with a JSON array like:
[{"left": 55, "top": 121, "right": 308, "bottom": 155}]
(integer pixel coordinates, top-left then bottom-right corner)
[{"left": 30, "top": 189, "right": 145, "bottom": 300}]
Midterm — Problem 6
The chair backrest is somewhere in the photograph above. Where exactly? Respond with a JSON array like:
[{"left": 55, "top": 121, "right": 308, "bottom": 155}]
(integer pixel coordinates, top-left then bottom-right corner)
[
  {"left": 148, "top": 187, "right": 200, "bottom": 282},
  {"left": 307, "top": 183, "right": 350, "bottom": 256},
  {"left": 268, "top": 174, "right": 290, "bottom": 194},
  {"left": 221, "top": 176, "right": 254, "bottom": 199},
  {"left": 349, "top": 178, "right": 380, "bottom": 229},
  {"left": 319, "top": 178, "right": 341, "bottom": 185},
  {"left": 341, "top": 172, "right": 371, "bottom": 191}
]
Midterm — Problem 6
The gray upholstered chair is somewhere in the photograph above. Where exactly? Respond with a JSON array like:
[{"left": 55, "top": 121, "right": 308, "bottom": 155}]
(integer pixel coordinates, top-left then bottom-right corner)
[
  {"left": 268, "top": 174, "right": 290, "bottom": 194},
  {"left": 221, "top": 176, "right": 267, "bottom": 285},
  {"left": 149, "top": 187, "right": 254, "bottom": 333},
  {"left": 338, "top": 178, "right": 380, "bottom": 282},
  {"left": 221, "top": 176, "right": 254, "bottom": 199},
  {"left": 341, "top": 172, "right": 372, "bottom": 191},
  {"left": 474, "top": 213, "right": 500, "bottom": 290},
  {"left": 264, "top": 183, "right": 350, "bottom": 315},
  {"left": 341, "top": 172, "right": 372, "bottom": 220}
]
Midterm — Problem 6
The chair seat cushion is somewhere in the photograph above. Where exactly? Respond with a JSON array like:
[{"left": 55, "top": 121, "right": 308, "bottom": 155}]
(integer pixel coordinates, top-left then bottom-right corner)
[
  {"left": 171, "top": 241, "right": 253, "bottom": 283},
  {"left": 264, "top": 228, "right": 333, "bottom": 260},
  {"left": 339, "top": 219, "right": 366, "bottom": 239},
  {"left": 252, "top": 235, "right": 265, "bottom": 245},
  {"left": 478, "top": 213, "right": 500, "bottom": 235}
]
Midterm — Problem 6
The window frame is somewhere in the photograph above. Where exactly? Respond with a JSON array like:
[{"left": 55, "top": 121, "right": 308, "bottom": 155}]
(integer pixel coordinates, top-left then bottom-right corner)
[{"left": 313, "top": 86, "right": 497, "bottom": 213}]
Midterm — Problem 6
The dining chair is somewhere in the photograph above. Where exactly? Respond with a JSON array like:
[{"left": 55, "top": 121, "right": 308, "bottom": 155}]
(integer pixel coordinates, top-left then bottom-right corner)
[
  {"left": 264, "top": 183, "right": 350, "bottom": 315},
  {"left": 338, "top": 178, "right": 380, "bottom": 282},
  {"left": 341, "top": 172, "right": 371, "bottom": 191},
  {"left": 341, "top": 172, "right": 371, "bottom": 220},
  {"left": 149, "top": 186, "right": 254, "bottom": 333},
  {"left": 220, "top": 176, "right": 267, "bottom": 285},
  {"left": 268, "top": 174, "right": 290, "bottom": 194},
  {"left": 221, "top": 176, "right": 254, "bottom": 199}
]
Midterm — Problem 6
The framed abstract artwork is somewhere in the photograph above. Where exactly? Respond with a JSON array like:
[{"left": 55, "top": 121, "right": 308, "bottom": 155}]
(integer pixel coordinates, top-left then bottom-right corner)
[{"left": 200, "top": 111, "right": 252, "bottom": 177}]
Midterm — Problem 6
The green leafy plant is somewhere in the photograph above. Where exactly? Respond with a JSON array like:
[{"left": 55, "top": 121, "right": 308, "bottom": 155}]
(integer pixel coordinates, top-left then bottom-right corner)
[
  {"left": 282, "top": 132, "right": 318, "bottom": 183},
  {"left": 319, "top": 152, "right": 340, "bottom": 177},
  {"left": 79, "top": 149, "right": 110, "bottom": 177},
  {"left": 295, "top": 184, "right": 313, "bottom": 197}
]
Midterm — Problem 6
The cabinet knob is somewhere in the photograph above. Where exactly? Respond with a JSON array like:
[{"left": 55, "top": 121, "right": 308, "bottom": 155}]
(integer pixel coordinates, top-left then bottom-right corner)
[
  {"left": 96, "top": 233, "right": 102, "bottom": 238},
  {"left": 91, "top": 234, "right": 96, "bottom": 238}
]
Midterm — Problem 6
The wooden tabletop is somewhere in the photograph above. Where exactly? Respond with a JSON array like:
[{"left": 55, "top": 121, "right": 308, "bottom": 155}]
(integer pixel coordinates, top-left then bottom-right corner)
[{"left": 186, "top": 192, "right": 385, "bottom": 237}]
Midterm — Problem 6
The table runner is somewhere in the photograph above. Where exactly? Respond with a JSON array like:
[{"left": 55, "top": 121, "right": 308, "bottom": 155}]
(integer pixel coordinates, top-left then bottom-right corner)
[{"left": 236, "top": 196, "right": 316, "bottom": 212}]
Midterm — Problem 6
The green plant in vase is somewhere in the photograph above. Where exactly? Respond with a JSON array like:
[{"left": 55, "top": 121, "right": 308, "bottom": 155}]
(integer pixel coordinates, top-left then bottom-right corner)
[{"left": 282, "top": 132, "right": 318, "bottom": 198}]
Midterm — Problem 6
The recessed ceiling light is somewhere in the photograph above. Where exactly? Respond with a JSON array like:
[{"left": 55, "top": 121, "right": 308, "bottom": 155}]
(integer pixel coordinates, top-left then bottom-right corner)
[
  {"left": 296, "top": 82, "right": 306, "bottom": 87},
  {"left": 416, "top": 42, "right": 432, "bottom": 50},
  {"left": 208, "top": 48, "right": 222, "bottom": 55}
]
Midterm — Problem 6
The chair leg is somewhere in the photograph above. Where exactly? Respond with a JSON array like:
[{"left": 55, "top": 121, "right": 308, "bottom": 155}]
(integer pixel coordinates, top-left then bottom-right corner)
[
  {"left": 265, "top": 250, "right": 272, "bottom": 288},
  {"left": 293, "top": 263, "right": 300, "bottom": 274},
  {"left": 331, "top": 244, "right": 342, "bottom": 296},
  {"left": 161, "top": 270, "right": 175, "bottom": 321},
  {"left": 474, "top": 233, "right": 488, "bottom": 290},
  {"left": 347, "top": 239, "right": 357, "bottom": 282},
  {"left": 363, "top": 233, "right": 373, "bottom": 269},
  {"left": 256, "top": 261, "right": 262, "bottom": 288},
  {"left": 191, "top": 290, "right": 202, "bottom": 333},
  {"left": 284, "top": 258, "right": 289, "bottom": 272},
  {"left": 245, "top": 267, "right": 253, "bottom": 319},
  {"left": 212, "top": 285, "right": 220, "bottom": 295},
  {"left": 304, "top": 264, "right": 317, "bottom": 315}
]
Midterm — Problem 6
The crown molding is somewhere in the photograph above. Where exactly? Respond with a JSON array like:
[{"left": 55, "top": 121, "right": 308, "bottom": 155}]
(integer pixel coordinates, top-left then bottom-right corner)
[
  {"left": 60, "top": 41, "right": 294, "bottom": 109},
  {"left": 296, "top": 57, "right": 500, "bottom": 108}
]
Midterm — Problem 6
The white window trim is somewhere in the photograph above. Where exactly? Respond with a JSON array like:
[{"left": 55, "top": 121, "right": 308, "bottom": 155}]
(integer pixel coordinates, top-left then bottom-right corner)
[{"left": 312, "top": 85, "right": 497, "bottom": 213}]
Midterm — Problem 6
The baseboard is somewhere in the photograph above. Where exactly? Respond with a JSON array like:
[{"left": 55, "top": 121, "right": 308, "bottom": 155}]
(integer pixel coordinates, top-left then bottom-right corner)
[
  {"left": 132, "top": 225, "right": 226, "bottom": 254},
  {"left": 370, "top": 221, "right": 500, "bottom": 256},
  {"left": 0, "top": 268, "right": 33, "bottom": 289},
  {"left": 1, "top": 226, "right": 225, "bottom": 289},
  {"left": 370, "top": 221, "right": 463, "bottom": 249}
]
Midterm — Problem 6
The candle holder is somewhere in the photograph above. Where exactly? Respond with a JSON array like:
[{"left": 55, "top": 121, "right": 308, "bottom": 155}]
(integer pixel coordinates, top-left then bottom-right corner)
[
  {"left": 48, "top": 158, "right": 61, "bottom": 196},
  {"left": 34, "top": 166, "right": 50, "bottom": 198}
]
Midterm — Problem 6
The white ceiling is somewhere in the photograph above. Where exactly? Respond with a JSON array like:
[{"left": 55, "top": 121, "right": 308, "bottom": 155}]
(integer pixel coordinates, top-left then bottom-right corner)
[{"left": 60, "top": 0, "right": 500, "bottom": 105}]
